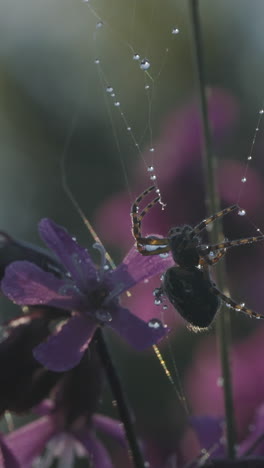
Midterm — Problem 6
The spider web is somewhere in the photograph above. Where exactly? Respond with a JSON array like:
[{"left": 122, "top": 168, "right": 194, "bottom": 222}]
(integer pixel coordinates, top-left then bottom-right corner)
[{"left": 59, "top": 0, "right": 264, "bottom": 464}]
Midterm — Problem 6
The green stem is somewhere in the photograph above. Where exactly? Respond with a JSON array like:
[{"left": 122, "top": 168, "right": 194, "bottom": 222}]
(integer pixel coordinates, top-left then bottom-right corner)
[
  {"left": 94, "top": 328, "right": 146, "bottom": 468},
  {"left": 189, "top": 0, "right": 236, "bottom": 459}
]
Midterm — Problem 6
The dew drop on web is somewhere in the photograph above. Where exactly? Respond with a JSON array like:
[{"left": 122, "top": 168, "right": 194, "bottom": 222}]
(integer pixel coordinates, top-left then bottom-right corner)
[{"left": 140, "top": 59, "right": 151, "bottom": 70}]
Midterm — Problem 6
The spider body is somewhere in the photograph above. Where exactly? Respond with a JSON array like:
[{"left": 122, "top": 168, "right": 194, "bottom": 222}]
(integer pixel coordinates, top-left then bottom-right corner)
[
  {"left": 168, "top": 225, "right": 200, "bottom": 267},
  {"left": 131, "top": 186, "right": 264, "bottom": 328},
  {"left": 162, "top": 266, "right": 220, "bottom": 328}
]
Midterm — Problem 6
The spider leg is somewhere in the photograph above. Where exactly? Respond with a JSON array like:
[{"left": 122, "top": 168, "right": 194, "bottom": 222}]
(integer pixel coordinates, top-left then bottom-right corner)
[
  {"left": 201, "top": 234, "right": 264, "bottom": 253},
  {"left": 192, "top": 204, "right": 238, "bottom": 237},
  {"left": 210, "top": 285, "right": 264, "bottom": 319},
  {"left": 199, "top": 248, "right": 226, "bottom": 266},
  {"left": 137, "top": 244, "right": 170, "bottom": 256},
  {"left": 131, "top": 185, "right": 158, "bottom": 241}
]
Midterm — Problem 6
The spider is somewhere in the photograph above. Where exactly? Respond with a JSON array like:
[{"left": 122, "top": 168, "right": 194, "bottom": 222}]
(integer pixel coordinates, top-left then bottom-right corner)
[{"left": 131, "top": 185, "right": 264, "bottom": 329}]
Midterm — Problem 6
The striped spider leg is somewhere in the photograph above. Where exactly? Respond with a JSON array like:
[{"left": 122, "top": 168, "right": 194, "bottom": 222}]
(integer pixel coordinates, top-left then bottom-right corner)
[{"left": 131, "top": 185, "right": 169, "bottom": 256}]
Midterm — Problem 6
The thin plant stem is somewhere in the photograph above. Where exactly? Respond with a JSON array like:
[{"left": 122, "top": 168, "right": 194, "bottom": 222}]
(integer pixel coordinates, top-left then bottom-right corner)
[
  {"left": 94, "top": 328, "right": 146, "bottom": 468},
  {"left": 189, "top": 0, "right": 236, "bottom": 459}
]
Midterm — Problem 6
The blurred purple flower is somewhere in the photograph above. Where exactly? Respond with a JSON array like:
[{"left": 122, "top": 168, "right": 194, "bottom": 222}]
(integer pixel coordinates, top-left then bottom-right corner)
[
  {"left": 95, "top": 89, "right": 240, "bottom": 250},
  {"left": 4, "top": 400, "right": 126, "bottom": 468},
  {"left": 0, "top": 435, "right": 20, "bottom": 468},
  {"left": 1, "top": 218, "right": 172, "bottom": 371},
  {"left": 184, "top": 326, "right": 264, "bottom": 452}
]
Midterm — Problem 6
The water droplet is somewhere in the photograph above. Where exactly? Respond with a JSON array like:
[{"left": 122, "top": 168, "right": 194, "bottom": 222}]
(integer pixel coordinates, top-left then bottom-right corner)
[
  {"left": 163, "top": 304, "right": 168, "bottom": 310},
  {"left": 153, "top": 288, "right": 161, "bottom": 296},
  {"left": 95, "top": 310, "right": 112, "bottom": 323},
  {"left": 83, "top": 0, "right": 90, "bottom": 2},
  {"left": 217, "top": 376, "right": 224, "bottom": 387},
  {"left": 150, "top": 175, "right": 157, "bottom": 181},
  {"left": 114, "top": 101, "right": 120, "bottom": 107},
  {"left": 159, "top": 252, "right": 169, "bottom": 258},
  {"left": 104, "top": 265, "right": 110, "bottom": 271},
  {"left": 127, "top": 127, "right": 131, "bottom": 131},
  {"left": 257, "top": 228, "right": 261, "bottom": 232},
  {"left": 94, "top": 59, "right": 100, "bottom": 64},
  {"left": 149, "top": 147, "right": 155, "bottom": 152},
  {"left": 256, "top": 127, "right": 260, "bottom": 131},
  {"left": 147, "top": 166, "right": 154, "bottom": 172},
  {"left": 241, "top": 177, "right": 247, "bottom": 183},
  {"left": 106, "top": 86, "right": 113, "bottom": 93},
  {"left": 111, "top": 93, "right": 115, "bottom": 97},
  {"left": 144, "top": 278, "right": 149, "bottom": 283},
  {"left": 247, "top": 155, "right": 252, "bottom": 160},
  {"left": 260, "top": 109, "right": 264, "bottom": 114},
  {"left": 238, "top": 209, "right": 246, "bottom": 216},
  {"left": 140, "top": 59, "right": 151, "bottom": 70},
  {"left": 72, "top": 236, "right": 77, "bottom": 241},
  {"left": 148, "top": 318, "right": 162, "bottom": 329},
  {"left": 58, "top": 283, "right": 79, "bottom": 296},
  {"left": 239, "top": 303, "right": 245, "bottom": 308},
  {"left": 172, "top": 27, "right": 180, "bottom": 34},
  {"left": 96, "top": 21, "right": 103, "bottom": 29},
  {"left": 145, "top": 84, "right": 150, "bottom": 90},
  {"left": 154, "top": 299, "right": 161, "bottom": 305},
  {"left": 144, "top": 462, "right": 150, "bottom": 468},
  {"left": 201, "top": 245, "right": 209, "bottom": 251},
  {"left": 133, "top": 53, "right": 140, "bottom": 60}
]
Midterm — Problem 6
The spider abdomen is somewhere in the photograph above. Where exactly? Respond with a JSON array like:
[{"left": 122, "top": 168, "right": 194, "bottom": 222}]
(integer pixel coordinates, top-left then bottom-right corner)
[{"left": 162, "top": 266, "right": 220, "bottom": 329}]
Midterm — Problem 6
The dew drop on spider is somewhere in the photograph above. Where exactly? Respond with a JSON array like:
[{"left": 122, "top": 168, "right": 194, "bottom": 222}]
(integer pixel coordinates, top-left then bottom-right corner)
[
  {"left": 96, "top": 21, "right": 103, "bottom": 29},
  {"left": 172, "top": 27, "right": 180, "bottom": 34},
  {"left": 148, "top": 318, "right": 162, "bottom": 329},
  {"left": 133, "top": 54, "right": 140, "bottom": 60},
  {"left": 238, "top": 209, "right": 246, "bottom": 216},
  {"left": 106, "top": 86, "right": 113, "bottom": 93}
]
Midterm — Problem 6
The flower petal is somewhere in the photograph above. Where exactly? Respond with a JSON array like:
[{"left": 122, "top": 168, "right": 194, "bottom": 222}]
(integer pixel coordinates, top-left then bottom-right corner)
[
  {"left": 2, "top": 261, "right": 84, "bottom": 311},
  {"left": 33, "top": 315, "right": 97, "bottom": 371},
  {"left": 76, "top": 430, "right": 113, "bottom": 468},
  {"left": 39, "top": 218, "right": 97, "bottom": 290},
  {"left": 191, "top": 416, "right": 225, "bottom": 458},
  {"left": 239, "top": 404, "right": 264, "bottom": 456},
  {"left": 92, "top": 414, "right": 126, "bottom": 447},
  {"left": 111, "top": 245, "right": 173, "bottom": 295},
  {"left": 109, "top": 305, "right": 168, "bottom": 349},
  {"left": 5, "top": 415, "right": 56, "bottom": 466},
  {"left": 0, "top": 436, "right": 20, "bottom": 468}
]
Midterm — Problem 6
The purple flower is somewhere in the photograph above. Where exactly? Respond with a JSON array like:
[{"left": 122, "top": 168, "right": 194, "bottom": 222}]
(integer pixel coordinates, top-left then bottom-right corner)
[
  {"left": 4, "top": 405, "right": 127, "bottom": 468},
  {"left": 2, "top": 218, "right": 172, "bottom": 371}
]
